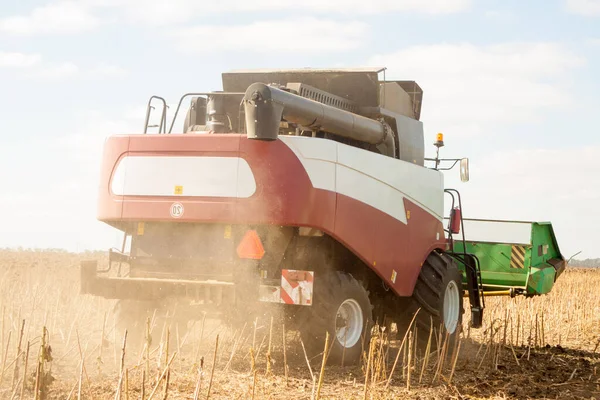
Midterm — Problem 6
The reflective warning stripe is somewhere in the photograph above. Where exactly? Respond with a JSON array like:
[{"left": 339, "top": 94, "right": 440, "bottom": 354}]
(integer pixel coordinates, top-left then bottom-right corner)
[
  {"left": 280, "top": 283, "right": 296, "bottom": 304},
  {"left": 510, "top": 245, "right": 527, "bottom": 269},
  {"left": 280, "top": 269, "right": 314, "bottom": 305}
]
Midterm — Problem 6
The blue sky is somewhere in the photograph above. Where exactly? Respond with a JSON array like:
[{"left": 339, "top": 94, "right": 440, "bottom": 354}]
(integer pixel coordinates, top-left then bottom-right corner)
[{"left": 0, "top": 0, "right": 599, "bottom": 259}]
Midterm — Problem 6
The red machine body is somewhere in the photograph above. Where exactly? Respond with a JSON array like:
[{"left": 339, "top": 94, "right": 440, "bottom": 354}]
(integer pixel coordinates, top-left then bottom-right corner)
[{"left": 98, "top": 133, "right": 447, "bottom": 296}]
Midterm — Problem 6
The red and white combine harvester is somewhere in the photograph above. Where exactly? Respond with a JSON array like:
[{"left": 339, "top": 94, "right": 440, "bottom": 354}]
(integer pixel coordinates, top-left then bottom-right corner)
[{"left": 81, "top": 67, "right": 485, "bottom": 364}]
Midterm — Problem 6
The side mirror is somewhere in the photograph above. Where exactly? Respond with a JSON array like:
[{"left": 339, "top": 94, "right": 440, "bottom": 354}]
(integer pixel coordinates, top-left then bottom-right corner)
[{"left": 460, "top": 158, "right": 469, "bottom": 182}]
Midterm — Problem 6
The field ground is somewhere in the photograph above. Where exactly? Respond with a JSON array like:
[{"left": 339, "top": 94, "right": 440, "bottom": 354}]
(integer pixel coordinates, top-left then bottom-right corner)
[{"left": 0, "top": 249, "right": 599, "bottom": 399}]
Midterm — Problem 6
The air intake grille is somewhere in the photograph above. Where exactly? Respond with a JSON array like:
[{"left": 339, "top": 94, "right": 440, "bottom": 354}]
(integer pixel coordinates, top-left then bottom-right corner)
[{"left": 285, "top": 83, "right": 358, "bottom": 113}]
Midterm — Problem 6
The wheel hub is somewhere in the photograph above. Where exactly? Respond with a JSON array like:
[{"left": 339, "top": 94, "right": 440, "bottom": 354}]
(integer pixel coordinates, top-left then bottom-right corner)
[
  {"left": 335, "top": 299, "right": 363, "bottom": 348},
  {"left": 443, "top": 280, "right": 460, "bottom": 334}
]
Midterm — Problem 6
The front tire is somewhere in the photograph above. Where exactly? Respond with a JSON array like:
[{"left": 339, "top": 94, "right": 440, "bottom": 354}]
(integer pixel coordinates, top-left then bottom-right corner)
[
  {"left": 397, "top": 251, "right": 464, "bottom": 348},
  {"left": 298, "top": 271, "right": 373, "bottom": 365}
]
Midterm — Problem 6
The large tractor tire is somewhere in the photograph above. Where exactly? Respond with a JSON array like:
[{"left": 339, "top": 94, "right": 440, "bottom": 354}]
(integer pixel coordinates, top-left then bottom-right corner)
[
  {"left": 397, "top": 250, "right": 464, "bottom": 348},
  {"left": 298, "top": 271, "right": 373, "bottom": 365}
]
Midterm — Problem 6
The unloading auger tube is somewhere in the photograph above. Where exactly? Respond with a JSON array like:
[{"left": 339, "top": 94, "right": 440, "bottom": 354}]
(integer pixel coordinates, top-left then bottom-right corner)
[{"left": 243, "top": 82, "right": 396, "bottom": 156}]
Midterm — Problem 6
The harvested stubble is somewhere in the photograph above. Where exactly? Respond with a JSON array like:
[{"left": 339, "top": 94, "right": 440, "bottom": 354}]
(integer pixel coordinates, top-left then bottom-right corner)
[{"left": 0, "top": 249, "right": 599, "bottom": 399}]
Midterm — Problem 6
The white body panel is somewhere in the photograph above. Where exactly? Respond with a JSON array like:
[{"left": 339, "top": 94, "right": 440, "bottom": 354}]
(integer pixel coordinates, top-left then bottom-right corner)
[
  {"left": 280, "top": 136, "right": 445, "bottom": 224},
  {"left": 111, "top": 156, "right": 256, "bottom": 198}
]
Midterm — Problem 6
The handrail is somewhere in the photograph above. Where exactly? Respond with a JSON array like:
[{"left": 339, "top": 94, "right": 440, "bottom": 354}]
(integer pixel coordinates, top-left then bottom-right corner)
[{"left": 143, "top": 96, "right": 168, "bottom": 134}]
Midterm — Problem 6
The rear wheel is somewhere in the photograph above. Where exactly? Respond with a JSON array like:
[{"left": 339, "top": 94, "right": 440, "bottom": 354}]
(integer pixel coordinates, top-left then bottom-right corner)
[
  {"left": 397, "top": 251, "right": 464, "bottom": 348},
  {"left": 298, "top": 271, "right": 373, "bottom": 365}
]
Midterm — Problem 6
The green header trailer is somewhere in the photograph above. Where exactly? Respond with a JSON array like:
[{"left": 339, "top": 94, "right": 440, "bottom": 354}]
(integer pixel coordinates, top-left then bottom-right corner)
[{"left": 450, "top": 218, "right": 567, "bottom": 298}]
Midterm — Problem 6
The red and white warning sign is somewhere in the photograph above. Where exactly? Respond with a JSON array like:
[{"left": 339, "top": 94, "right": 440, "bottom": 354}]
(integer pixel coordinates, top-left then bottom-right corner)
[{"left": 280, "top": 269, "right": 314, "bottom": 306}]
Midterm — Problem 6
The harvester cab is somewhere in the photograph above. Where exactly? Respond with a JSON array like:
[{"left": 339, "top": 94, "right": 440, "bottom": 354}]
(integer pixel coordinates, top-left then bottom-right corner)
[{"left": 80, "top": 67, "right": 567, "bottom": 364}]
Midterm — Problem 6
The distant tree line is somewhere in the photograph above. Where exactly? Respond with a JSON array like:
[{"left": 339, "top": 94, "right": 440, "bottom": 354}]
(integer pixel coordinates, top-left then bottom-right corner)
[{"left": 569, "top": 258, "right": 600, "bottom": 268}]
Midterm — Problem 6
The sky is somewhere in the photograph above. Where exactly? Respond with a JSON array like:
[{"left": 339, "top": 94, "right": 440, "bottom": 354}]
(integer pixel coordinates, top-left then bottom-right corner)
[{"left": 0, "top": 0, "right": 599, "bottom": 259}]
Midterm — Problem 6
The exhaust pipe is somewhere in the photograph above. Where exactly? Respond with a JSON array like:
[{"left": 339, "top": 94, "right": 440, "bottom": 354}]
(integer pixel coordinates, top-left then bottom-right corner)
[{"left": 243, "top": 83, "right": 395, "bottom": 156}]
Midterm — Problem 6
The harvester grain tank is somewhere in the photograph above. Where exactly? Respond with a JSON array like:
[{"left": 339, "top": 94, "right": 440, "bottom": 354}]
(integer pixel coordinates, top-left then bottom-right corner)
[{"left": 80, "top": 67, "right": 566, "bottom": 364}]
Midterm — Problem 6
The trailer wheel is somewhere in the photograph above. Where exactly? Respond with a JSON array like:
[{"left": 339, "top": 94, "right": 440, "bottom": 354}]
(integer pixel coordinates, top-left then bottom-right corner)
[
  {"left": 299, "top": 271, "right": 372, "bottom": 365},
  {"left": 398, "top": 251, "right": 464, "bottom": 348}
]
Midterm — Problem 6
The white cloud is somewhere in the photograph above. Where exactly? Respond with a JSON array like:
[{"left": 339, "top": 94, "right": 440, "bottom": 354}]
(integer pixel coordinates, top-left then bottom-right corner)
[
  {"left": 87, "top": 0, "right": 470, "bottom": 25},
  {"left": 26, "top": 62, "right": 80, "bottom": 80},
  {"left": 484, "top": 10, "right": 516, "bottom": 21},
  {"left": 369, "top": 42, "right": 586, "bottom": 137},
  {"left": 0, "top": 1, "right": 100, "bottom": 36},
  {"left": 0, "top": 52, "right": 41, "bottom": 68},
  {"left": 451, "top": 145, "right": 599, "bottom": 259},
  {"left": 172, "top": 18, "right": 369, "bottom": 54},
  {"left": 22, "top": 61, "right": 128, "bottom": 81},
  {"left": 89, "top": 64, "right": 129, "bottom": 77},
  {"left": 0, "top": 52, "right": 126, "bottom": 80},
  {"left": 566, "top": 0, "right": 600, "bottom": 16},
  {"left": 1, "top": 0, "right": 470, "bottom": 36}
]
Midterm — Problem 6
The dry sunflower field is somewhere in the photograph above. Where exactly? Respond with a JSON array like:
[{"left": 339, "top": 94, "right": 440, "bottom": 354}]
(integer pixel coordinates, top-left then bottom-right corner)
[{"left": 0, "top": 249, "right": 599, "bottom": 399}]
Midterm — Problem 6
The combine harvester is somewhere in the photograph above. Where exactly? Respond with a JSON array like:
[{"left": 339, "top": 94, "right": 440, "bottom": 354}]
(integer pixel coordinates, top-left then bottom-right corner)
[{"left": 80, "top": 68, "right": 566, "bottom": 363}]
